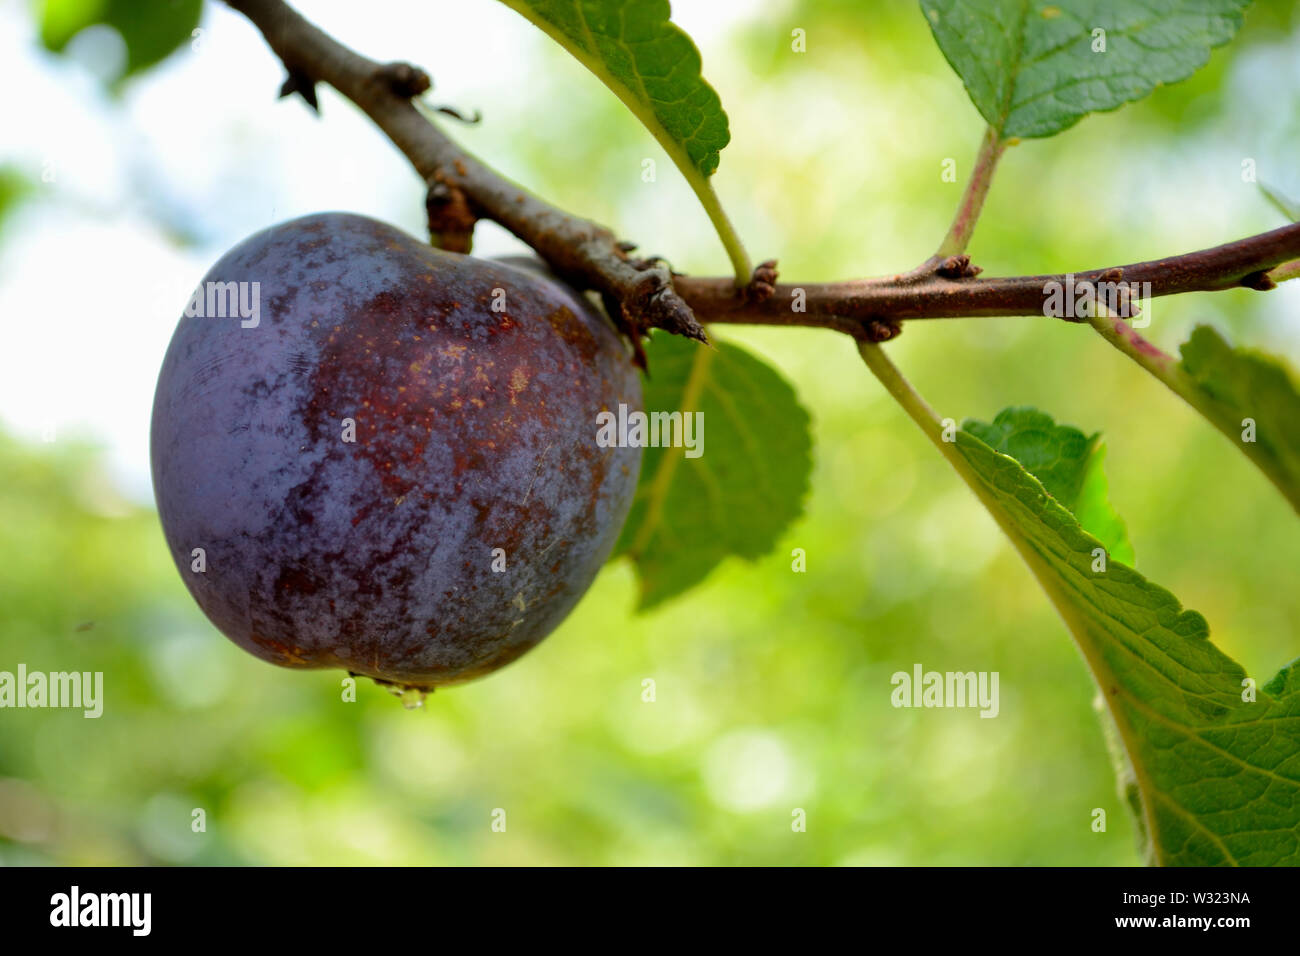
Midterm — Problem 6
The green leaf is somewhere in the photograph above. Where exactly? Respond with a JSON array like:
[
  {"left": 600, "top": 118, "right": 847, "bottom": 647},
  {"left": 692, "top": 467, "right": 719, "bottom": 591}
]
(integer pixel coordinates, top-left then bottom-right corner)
[
  {"left": 37, "top": 0, "right": 202, "bottom": 82},
  {"left": 500, "top": 0, "right": 729, "bottom": 175},
  {"left": 920, "top": 0, "right": 1251, "bottom": 140},
  {"left": 1177, "top": 325, "right": 1300, "bottom": 515},
  {"left": 1088, "top": 316, "right": 1300, "bottom": 516},
  {"left": 497, "top": 0, "right": 751, "bottom": 282},
  {"left": 615, "top": 335, "right": 812, "bottom": 609},
  {"left": 963, "top": 406, "right": 1134, "bottom": 564},
  {"left": 953, "top": 411, "right": 1300, "bottom": 865}
]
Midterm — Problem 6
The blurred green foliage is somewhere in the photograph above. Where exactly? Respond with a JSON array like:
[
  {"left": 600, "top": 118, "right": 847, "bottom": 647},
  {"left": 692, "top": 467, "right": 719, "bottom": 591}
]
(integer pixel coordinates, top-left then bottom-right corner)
[
  {"left": 36, "top": 0, "right": 201, "bottom": 86},
  {"left": 2, "top": 0, "right": 1299, "bottom": 866},
  {"left": 0, "top": 167, "right": 31, "bottom": 234}
]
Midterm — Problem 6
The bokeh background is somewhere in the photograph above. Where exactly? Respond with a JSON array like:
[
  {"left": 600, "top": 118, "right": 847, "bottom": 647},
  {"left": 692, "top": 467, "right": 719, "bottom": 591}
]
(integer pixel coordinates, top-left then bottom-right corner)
[{"left": 2, "top": 0, "right": 1299, "bottom": 866}]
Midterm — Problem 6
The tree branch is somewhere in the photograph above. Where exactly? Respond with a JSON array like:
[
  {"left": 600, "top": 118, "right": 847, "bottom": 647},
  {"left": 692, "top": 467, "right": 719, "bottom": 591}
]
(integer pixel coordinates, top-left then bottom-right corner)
[
  {"left": 673, "top": 221, "right": 1300, "bottom": 328},
  {"left": 225, "top": 0, "right": 1300, "bottom": 343},
  {"left": 225, "top": 0, "right": 707, "bottom": 344}
]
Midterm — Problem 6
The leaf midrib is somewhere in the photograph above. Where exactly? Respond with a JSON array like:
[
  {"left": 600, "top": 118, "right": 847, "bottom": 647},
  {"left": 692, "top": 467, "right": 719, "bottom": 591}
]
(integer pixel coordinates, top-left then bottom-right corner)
[{"left": 626, "top": 344, "right": 715, "bottom": 559}]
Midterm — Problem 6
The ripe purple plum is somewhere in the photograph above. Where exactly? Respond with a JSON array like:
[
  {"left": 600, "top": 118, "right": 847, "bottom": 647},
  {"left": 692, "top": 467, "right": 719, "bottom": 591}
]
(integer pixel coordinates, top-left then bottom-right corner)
[{"left": 151, "top": 213, "right": 642, "bottom": 692}]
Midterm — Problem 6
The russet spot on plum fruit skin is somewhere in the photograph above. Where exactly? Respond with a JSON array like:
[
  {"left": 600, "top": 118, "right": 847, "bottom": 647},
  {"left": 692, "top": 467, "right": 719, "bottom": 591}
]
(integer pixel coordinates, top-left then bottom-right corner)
[{"left": 151, "top": 212, "right": 643, "bottom": 689}]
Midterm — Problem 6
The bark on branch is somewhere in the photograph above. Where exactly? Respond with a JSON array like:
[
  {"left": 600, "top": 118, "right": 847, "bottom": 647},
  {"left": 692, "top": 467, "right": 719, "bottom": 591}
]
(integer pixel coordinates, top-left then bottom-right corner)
[
  {"left": 225, "top": 0, "right": 706, "bottom": 344},
  {"left": 674, "top": 221, "right": 1300, "bottom": 329},
  {"left": 225, "top": 0, "right": 1300, "bottom": 343}
]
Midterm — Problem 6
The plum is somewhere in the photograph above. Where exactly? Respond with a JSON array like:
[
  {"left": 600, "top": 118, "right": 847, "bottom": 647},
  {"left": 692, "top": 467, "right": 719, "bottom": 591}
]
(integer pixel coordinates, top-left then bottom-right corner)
[{"left": 151, "top": 212, "right": 642, "bottom": 694}]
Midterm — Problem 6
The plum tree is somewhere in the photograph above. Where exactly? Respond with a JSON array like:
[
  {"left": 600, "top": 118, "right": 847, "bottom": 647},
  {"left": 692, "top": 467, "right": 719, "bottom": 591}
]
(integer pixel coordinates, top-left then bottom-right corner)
[
  {"left": 127, "top": 0, "right": 1300, "bottom": 865},
  {"left": 151, "top": 212, "right": 643, "bottom": 694}
]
